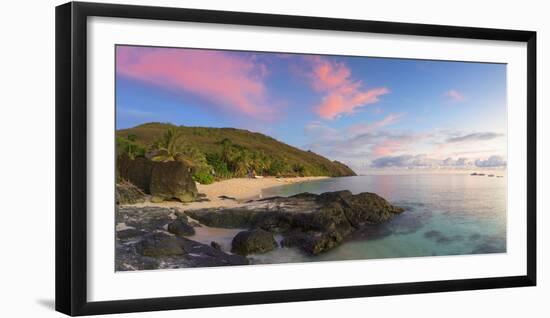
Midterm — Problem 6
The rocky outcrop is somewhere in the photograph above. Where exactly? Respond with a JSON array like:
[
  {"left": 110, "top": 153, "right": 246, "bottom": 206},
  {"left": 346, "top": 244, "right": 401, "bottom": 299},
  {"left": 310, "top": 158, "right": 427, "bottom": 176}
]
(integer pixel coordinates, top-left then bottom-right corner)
[
  {"left": 150, "top": 160, "right": 198, "bottom": 202},
  {"left": 320, "top": 191, "right": 404, "bottom": 226},
  {"left": 117, "top": 155, "right": 154, "bottom": 193},
  {"left": 116, "top": 206, "right": 249, "bottom": 271},
  {"left": 167, "top": 217, "right": 195, "bottom": 237},
  {"left": 186, "top": 190, "right": 404, "bottom": 255},
  {"left": 115, "top": 181, "right": 146, "bottom": 205},
  {"left": 281, "top": 231, "right": 343, "bottom": 255},
  {"left": 117, "top": 155, "right": 198, "bottom": 203},
  {"left": 231, "top": 229, "right": 278, "bottom": 255},
  {"left": 136, "top": 232, "right": 185, "bottom": 257}
]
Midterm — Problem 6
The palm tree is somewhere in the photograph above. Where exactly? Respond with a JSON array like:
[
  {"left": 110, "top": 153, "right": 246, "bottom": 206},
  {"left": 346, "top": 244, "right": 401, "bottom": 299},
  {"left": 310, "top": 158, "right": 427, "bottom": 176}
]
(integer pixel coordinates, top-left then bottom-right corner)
[{"left": 151, "top": 128, "right": 183, "bottom": 162}]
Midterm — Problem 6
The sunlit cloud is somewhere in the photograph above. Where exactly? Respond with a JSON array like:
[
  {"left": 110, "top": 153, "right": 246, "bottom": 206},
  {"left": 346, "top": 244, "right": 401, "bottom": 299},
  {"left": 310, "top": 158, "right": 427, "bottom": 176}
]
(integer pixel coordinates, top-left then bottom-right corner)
[
  {"left": 303, "top": 119, "right": 506, "bottom": 172},
  {"left": 116, "top": 46, "right": 277, "bottom": 119},
  {"left": 303, "top": 56, "right": 389, "bottom": 119}
]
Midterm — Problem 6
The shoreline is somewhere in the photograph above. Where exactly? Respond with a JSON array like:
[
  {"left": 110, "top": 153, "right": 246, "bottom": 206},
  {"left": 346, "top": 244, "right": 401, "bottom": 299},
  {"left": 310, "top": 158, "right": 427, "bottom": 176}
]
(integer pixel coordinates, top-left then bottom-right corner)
[{"left": 126, "top": 176, "right": 330, "bottom": 210}]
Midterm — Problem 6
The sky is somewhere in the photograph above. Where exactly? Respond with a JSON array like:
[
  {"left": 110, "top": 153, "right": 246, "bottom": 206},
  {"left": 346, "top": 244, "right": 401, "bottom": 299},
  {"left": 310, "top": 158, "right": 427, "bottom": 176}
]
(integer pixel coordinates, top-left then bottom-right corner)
[{"left": 116, "top": 45, "right": 507, "bottom": 174}]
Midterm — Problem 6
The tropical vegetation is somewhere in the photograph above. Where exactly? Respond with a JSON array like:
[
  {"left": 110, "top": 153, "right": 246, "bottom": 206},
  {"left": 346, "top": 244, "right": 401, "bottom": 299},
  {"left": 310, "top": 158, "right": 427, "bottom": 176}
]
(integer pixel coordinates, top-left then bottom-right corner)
[{"left": 116, "top": 122, "right": 356, "bottom": 184}]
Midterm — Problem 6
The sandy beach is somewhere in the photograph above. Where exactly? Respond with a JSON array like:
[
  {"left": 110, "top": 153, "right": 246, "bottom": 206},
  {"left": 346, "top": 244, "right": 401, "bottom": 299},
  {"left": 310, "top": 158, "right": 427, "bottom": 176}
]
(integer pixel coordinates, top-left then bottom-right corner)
[{"left": 128, "top": 176, "right": 329, "bottom": 210}]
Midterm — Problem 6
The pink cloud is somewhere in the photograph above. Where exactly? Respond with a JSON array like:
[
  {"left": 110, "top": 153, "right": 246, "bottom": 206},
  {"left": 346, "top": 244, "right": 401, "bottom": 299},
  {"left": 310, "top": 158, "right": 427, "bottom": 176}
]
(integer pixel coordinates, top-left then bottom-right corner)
[
  {"left": 372, "top": 140, "right": 403, "bottom": 157},
  {"left": 445, "top": 89, "right": 465, "bottom": 101},
  {"left": 116, "top": 46, "right": 275, "bottom": 119},
  {"left": 304, "top": 56, "right": 389, "bottom": 119},
  {"left": 371, "top": 132, "right": 430, "bottom": 158},
  {"left": 348, "top": 113, "right": 404, "bottom": 135}
]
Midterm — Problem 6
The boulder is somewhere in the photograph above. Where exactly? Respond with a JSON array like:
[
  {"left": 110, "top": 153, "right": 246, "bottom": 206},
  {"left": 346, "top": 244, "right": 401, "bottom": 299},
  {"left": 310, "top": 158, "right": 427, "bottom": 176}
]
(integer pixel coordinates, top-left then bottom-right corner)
[
  {"left": 231, "top": 229, "right": 278, "bottom": 255},
  {"left": 115, "top": 181, "right": 146, "bottom": 205},
  {"left": 115, "top": 206, "right": 250, "bottom": 270},
  {"left": 136, "top": 232, "right": 185, "bottom": 257},
  {"left": 167, "top": 218, "right": 195, "bottom": 237},
  {"left": 117, "top": 206, "right": 174, "bottom": 231},
  {"left": 179, "top": 238, "right": 249, "bottom": 267},
  {"left": 187, "top": 190, "right": 404, "bottom": 255},
  {"left": 281, "top": 230, "right": 343, "bottom": 255},
  {"left": 341, "top": 192, "right": 404, "bottom": 227},
  {"left": 150, "top": 160, "right": 198, "bottom": 202},
  {"left": 186, "top": 209, "right": 261, "bottom": 228},
  {"left": 117, "top": 155, "right": 154, "bottom": 193},
  {"left": 116, "top": 228, "right": 145, "bottom": 240}
]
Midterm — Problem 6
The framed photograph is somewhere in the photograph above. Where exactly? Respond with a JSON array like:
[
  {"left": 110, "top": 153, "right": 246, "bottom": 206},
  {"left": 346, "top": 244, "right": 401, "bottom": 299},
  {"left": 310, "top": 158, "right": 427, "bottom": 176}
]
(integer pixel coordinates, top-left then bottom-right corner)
[{"left": 55, "top": 1, "right": 536, "bottom": 316}]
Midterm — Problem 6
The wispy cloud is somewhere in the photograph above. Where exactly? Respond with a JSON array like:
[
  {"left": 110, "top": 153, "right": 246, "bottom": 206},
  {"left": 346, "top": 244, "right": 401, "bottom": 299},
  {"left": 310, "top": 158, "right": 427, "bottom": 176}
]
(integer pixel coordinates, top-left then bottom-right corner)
[
  {"left": 303, "top": 119, "right": 507, "bottom": 172},
  {"left": 303, "top": 119, "right": 431, "bottom": 167},
  {"left": 445, "top": 132, "right": 504, "bottom": 143},
  {"left": 348, "top": 113, "right": 404, "bottom": 135},
  {"left": 116, "top": 46, "right": 277, "bottom": 119},
  {"left": 444, "top": 89, "right": 465, "bottom": 102},
  {"left": 303, "top": 56, "right": 389, "bottom": 119}
]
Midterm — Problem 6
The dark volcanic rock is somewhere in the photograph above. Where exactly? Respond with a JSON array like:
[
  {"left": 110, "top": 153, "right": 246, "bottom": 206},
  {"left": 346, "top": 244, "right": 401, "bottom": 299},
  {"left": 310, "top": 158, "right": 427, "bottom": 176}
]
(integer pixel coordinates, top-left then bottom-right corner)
[
  {"left": 136, "top": 232, "right": 185, "bottom": 257},
  {"left": 117, "top": 155, "right": 198, "bottom": 203},
  {"left": 117, "top": 155, "right": 154, "bottom": 193},
  {"left": 116, "top": 205, "right": 249, "bottom": 270},
  {"left": 186, "top": 209, "right": 261, "bottom": 228},
  {"left": 117, "top": 232, "right": 249, "bottom": 270},
  {"left": 150, "top": 160, "right": 198, "bottom": 203},
  {"left": 117, "top": 206, "right": 175, "bottom": 231},
  {"left": 210, "top": 241, "right": 222, "bottom": 251},
  {"left": 187, "top": 190, "right": 404, "bottom": 255},
  {"left": 179, "top": 238, "right": 249, "bottom": 267},
  {"left": 167, "top": 218, "right": 195, "bottom": 237},
  {"left": 116, "top": 228, "right": 146, "bottom": 240},
  {"left": 231, "top": 229, "right": 278, "bottom": 255},
  {"left": 116, "top": 181, "right": 146, "bottom": 205},
  {"left": 341, "top": 192, "right": 405, "bottom": 226},
  {"left": 281, "top": 230, "right": 343, "bottom": 255}
]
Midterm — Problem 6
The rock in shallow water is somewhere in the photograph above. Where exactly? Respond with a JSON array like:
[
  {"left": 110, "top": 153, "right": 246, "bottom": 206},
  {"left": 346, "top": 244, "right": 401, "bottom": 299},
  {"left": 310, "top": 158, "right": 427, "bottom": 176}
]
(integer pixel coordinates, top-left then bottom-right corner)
[
  {"left": 231, "top": 229, "right": 278, "bottom": 255},
  {"left": 281, "top": 230, "right": 343, "bottom": 255},
  {"left": 187, "top": 190, "right": 404, "bottom": 255}
]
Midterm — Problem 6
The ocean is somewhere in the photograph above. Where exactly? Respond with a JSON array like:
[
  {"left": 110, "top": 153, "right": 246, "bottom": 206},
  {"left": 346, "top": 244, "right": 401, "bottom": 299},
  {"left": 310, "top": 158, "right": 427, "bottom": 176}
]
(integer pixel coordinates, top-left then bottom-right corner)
[{"left": 245, "top": 173, "right": 507, "bottom": 264}]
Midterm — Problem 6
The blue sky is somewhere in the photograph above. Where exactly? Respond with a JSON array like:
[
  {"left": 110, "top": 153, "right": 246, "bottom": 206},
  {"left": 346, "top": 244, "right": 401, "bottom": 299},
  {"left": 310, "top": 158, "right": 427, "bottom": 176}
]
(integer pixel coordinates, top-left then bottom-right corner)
[{"left": 116, "top": 45, "right": 507, "bottom": 173}]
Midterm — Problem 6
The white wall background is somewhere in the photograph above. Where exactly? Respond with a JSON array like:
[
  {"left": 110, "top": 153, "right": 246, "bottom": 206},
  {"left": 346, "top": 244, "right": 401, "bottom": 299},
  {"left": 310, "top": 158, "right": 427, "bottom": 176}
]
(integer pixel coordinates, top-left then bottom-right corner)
[{"left": 0, "top": 0, "right": 546, "bottom": 317}]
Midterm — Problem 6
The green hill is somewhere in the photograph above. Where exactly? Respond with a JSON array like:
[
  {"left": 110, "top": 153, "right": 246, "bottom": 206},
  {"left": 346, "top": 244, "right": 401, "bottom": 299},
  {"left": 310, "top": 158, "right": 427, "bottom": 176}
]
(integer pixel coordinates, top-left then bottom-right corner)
[{"left": 116, "top": 122, "right": 356, "bottom": 184}]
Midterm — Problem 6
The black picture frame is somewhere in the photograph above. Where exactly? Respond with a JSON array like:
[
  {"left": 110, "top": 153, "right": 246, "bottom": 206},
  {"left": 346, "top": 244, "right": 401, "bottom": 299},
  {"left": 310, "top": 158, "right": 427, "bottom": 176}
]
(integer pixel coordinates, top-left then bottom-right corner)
[{"left": 55, "top": 1, "right": 537, "bottom": 316}]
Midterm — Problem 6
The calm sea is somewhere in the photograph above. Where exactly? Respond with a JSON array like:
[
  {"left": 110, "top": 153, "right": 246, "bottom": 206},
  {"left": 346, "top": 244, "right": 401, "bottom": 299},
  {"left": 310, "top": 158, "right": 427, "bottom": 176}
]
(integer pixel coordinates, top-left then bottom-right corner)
[{"left": 247, "top": 173, "right": 507, "bottom": 264}]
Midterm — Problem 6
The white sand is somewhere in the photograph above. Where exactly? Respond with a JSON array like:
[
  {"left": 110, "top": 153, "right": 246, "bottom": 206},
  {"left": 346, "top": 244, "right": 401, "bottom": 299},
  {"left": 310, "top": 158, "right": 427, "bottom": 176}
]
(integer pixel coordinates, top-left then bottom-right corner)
[{"left": 128, "top": 176, "right": 328, "bottom": 210}]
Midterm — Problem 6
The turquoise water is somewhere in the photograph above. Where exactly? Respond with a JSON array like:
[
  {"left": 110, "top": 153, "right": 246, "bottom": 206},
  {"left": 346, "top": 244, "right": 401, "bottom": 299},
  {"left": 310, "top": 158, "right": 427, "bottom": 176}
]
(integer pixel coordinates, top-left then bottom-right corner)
[{"left": 250, "top": 174, "right": 506, "bottom": 264}]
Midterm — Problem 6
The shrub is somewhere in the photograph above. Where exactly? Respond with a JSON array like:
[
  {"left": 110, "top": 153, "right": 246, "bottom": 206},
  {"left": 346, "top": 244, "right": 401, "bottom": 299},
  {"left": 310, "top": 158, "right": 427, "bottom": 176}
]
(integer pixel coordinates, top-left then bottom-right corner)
[
  {"left": 116, "top": 135, "right": 145, "bottom": 159},
  {"left": 193, "top": 168, "right": 215, "bottom": 184},
  {"left": 206, "top": 152, "right": 232, "bottom": 178}
]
